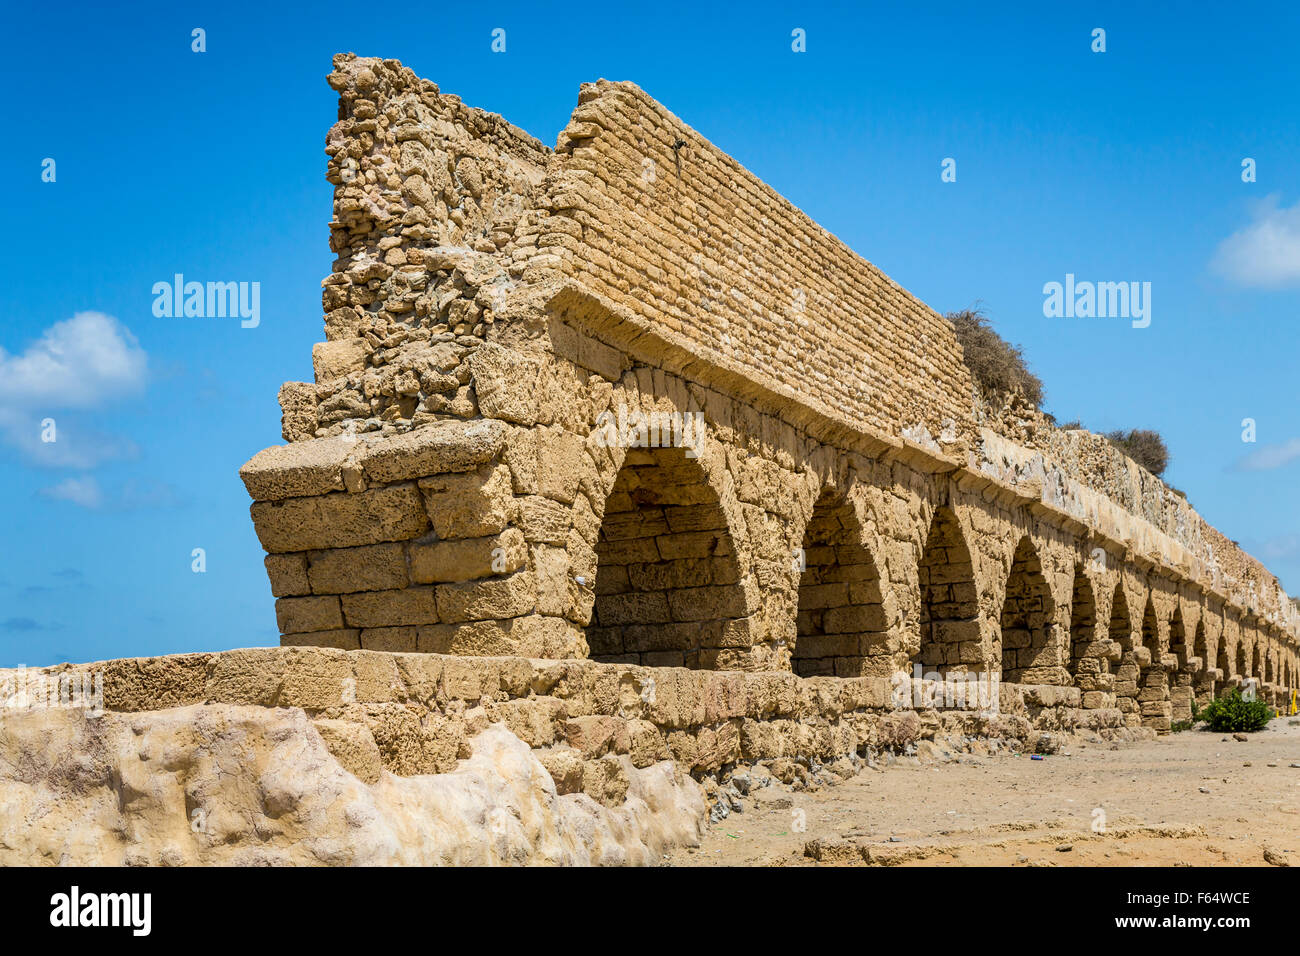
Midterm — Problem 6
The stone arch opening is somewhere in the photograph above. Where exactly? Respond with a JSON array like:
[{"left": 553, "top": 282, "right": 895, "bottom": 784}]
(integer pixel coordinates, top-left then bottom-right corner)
[
  {"left": 914, "top": 506, "right": 980, "bottom": 679},
  {"left": 1251, "top": 644, "right": 1261, "bottom": 683},
  {"left": 999, "top": 536, "right": 1059, "bottom": 684},
  {"left": 586, "top": 445, "right": 747, "bottom": 669},
  {"left": 1138, "top": 596, "right": 1170, "bottom": 730},
  {"left": 1236, "top": 643, "right": 1247, "bottom": 683},
  {"left": 1215, "top": 640, "right": 1230, "bottom": 699},
  {"left": 792, "top": 489, "right": 889, "bottom": 678},
  {"left": 1169, "top": 608, "right": 1188, "bottom": 668},
  {"left": 1111, "top": 585, "right": 1140, "bottom": 722},
  {"left": 1169, "top": 606, "right": 1193, "bottom": 723},
  {"left": 1068, "top": 566, "right": 1099, "bottom": 693},
  {"left": 1192, "top": 621, "right": 1212, "bottom": 707}
]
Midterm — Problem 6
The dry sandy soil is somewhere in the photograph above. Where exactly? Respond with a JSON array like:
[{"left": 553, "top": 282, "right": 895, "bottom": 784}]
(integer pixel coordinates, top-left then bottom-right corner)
[{"left": 666, "top": 718, "right": 1300, "bottom": 867}]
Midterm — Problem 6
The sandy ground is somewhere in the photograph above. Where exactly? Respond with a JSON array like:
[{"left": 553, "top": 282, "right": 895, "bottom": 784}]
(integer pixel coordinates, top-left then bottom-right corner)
[{"left": 666, "top": 718, "right": 1300, "bottom": 866}]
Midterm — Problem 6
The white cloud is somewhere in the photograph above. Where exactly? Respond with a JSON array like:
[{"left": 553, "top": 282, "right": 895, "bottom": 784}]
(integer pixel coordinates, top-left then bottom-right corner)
[
  {"left": 39, "top": 477, "right": 104, "bottom": 509},
  {"left": 1211, "top": 195, "right": 1300, "bottom": 287},
  {"left": 0, "top": 312, "right": 147, "bottom": 467},
  {"left": 1236, "top": 437, "right": 1300, "bottom": 471}
]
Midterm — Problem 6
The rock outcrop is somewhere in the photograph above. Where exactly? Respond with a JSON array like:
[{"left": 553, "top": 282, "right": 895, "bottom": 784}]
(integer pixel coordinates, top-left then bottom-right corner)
[{"left": 0, "top": 702, "right": 705, "bottom": 866}]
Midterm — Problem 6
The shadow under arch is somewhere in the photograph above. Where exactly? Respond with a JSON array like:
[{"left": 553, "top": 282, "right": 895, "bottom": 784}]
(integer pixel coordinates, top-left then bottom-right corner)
[
  {"left": 1137, "top": 596, "right": 1170, "bottom": 729},
  {"left": 913, "top": 506, "right": 980, "bottom": 679},
  {"left": 585, "top": 444, "right": 748, "bottom": 669},
  {"left": 792, "top": 487, "right": 891, "bottom": 678},
  {"left": 999, "top": 536, "right": 1060, "bottom": 684}
]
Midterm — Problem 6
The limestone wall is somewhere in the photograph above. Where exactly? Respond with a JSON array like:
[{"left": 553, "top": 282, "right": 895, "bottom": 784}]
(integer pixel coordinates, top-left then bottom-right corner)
[
  {"left": 541, "top": 79, "right": 975, "bottom": 443},
  {"left": 2, "top": 647, "right": 1117, "bottom": 795}
]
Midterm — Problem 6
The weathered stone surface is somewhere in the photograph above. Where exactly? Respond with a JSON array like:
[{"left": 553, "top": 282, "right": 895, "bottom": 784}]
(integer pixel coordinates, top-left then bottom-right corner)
[
  {"left": 313, "top": 337, "right": 369, "bottom": 381},
  {"left": 251, "top": 485, "right": 429, "bottom": 553},
  {"left": 276, "top": 595, "right": 343, "bottom": 634},
  {"left": 0, "top": 705, "right": 706, "bottom": 866},
  {"left": 435, "top": 571, "right": 537, "bottom": 623},
  {"left": 240, "top": 437, "right": 354, "bottom": 501},
  {"left": 361, "top": 418, "right": 507, "bottom": 484},
  {"left": 308, "top": 542, "right": 409, "bottom": 594},
  {"left": 418, "top": 463, "right": 513, "bottom": 539},
  {"left": 409, "top": 527, "right": 527, "bottom": 583},
  {"left": 265, "top": 553, "right": 311, "bottom": 597},
  {"left": 341, "top": 588, "right": 439, "bottom": 628}
]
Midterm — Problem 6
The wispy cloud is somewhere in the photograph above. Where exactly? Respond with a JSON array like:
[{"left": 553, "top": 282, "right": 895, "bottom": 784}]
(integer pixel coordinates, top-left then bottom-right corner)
[
  {"left": 1235, "top": 437, "right": 1300, "bottom": 471},
  {"left": 39, "top": 476, "right": 104, "bottom": 508},
  {"left": 0, "top": 312, "right": 147, "bottom": 468},
  {"left": 1212, "top": 195, "right": 1300, "bottom": 287},
  {"left": 37, "top": 475, "right": 182, "bottom": 511}
]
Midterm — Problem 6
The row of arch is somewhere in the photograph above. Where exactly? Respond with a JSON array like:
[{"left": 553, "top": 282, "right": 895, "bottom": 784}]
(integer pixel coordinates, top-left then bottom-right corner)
[{"left": 581, "top": 443, "right": 1294, "bottom": 728}]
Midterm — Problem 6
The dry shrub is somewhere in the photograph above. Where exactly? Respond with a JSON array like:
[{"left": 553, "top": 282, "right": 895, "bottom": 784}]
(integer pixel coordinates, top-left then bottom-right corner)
[
  {"left": 945, "top": 308, "right": 1044, "bottom": 407},
  {"left": 1104, "top": 428, "right": 1170, "bottom": 477}
]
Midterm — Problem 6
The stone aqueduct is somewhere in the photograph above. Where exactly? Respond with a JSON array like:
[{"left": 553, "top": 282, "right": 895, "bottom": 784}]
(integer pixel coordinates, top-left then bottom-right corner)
[{"left": 241, "top": 54, "right": 1300, "bottom": 735}]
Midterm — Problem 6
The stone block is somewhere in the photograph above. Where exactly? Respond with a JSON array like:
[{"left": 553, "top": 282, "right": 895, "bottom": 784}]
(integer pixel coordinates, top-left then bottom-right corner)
[
  {"left": 251, "top": 484, "right": 429, "bottom": 553},
  {"left": 340, "top": 587, "right": 439, "bottom": 628},
  {"left": 312, "top": 337, "right": 369, "bottom": 381},
  {"left": 307, "top": 542, "right": 409, "bottom": 594},
  {"left": 409, "top": 527, "right": 527, "bottom": 583},
  {"left": 276, "top": 595, "right": 343, "bottom": 634},
  {"left": 434, "top": 570, "right": 538, "bottom": 623},
  {"left": 240, "top": 437, "right": 354, "bottom": 501},
  {"left": 265, "top": 553, "right": 311, "bottom": 597},
  {"left": 418, "top": 462, "right": 513, "bottom": 539},
  {"left": 360, "top": 418, "right": 507, "bottom": 484}
]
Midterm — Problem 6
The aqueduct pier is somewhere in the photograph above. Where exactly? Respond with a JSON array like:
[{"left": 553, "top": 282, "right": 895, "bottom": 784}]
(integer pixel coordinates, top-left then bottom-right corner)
[{"left": 240, "top": 54, "right": 1300, "bottom": 737}]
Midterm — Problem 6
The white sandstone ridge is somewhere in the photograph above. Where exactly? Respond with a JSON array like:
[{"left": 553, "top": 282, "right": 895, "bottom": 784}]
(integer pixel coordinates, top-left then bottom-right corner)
[{"left": 0, "top": 704, "right": 706, "bottom": 866}]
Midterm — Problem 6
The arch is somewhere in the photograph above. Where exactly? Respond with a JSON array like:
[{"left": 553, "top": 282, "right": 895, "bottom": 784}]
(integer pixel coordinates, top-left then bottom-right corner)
[
  {"left": 914, "top": 506, "right": 980, "bottom": 679},
  {"left": 1068, "top": 565, "right": 1098, "bottom": 682},
  {"left": 1236, "top": 642, "right": 1248, "bottom": 682},
  {"left": 1169, "top": 606, "right": 1188, "bottom": 669},
  {"left": 1215, "top": 639, "right": 1230, "bottom": 699},
  {"left": 792, "top": 488, "right": 890, "bottom": 677},
  {"left": 586, "top": 444, "right": 747, "bottom": 669},
  {"left": 1191, "top": 620, "right": 1212, "bottom": 706},
  {"left": 1110, "top": 584, "right": 1140, "bottom": 722},
  {"left": 1137, "top": 595, "right": 1170, "bottom": 730},
  {"left": 1109, "top": 584, "right": 1132, "bottom": 648},
  {"left": 1251, "top": 643, "right": 1262, "bottom": 681},
  {"left": 999, "top": 536, "right": 1060, "bottom": 684},
  {"left": 1168, "top": 605, "right": 1193, "bottom": 723}
]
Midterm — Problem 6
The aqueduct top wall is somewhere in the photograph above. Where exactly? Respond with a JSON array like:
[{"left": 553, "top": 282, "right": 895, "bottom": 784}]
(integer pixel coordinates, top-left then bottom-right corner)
[{"left": 243, "top": 55, "right": 1298, "bottom": 730}]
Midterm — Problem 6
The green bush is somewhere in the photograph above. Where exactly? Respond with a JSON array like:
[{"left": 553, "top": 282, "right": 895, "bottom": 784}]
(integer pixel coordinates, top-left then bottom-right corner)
[
  {"left": 1198, "top": 687, "right": 1273, "bottom": 733},
  {"left": 946, "top": 308, "right": 1045, "bottom": 407}
]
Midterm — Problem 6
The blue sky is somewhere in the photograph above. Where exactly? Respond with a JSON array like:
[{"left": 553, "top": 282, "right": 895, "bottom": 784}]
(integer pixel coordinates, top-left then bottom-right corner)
[{"left": 3, "top": 1, "right": 1298, "bottom": 666}]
